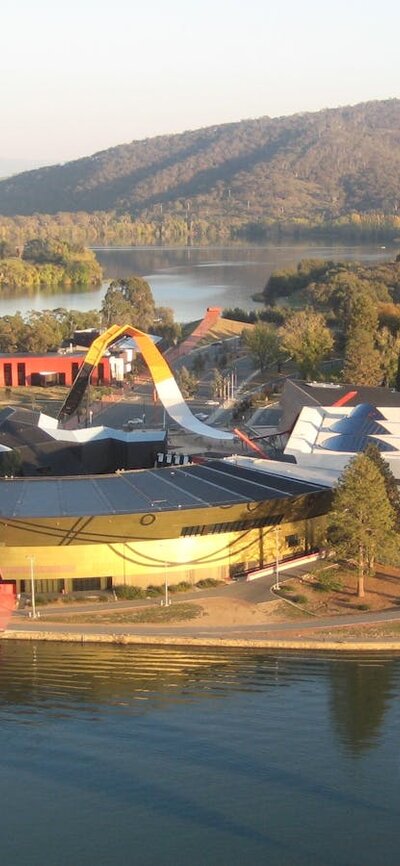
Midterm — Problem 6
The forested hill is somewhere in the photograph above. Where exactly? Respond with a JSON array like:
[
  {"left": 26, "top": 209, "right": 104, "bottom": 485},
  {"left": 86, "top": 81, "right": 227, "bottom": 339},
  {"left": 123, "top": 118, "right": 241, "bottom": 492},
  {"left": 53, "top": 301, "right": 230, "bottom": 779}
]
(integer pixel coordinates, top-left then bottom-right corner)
[{"left": 1, "top": 99, "right": 400, "bottom": 219}]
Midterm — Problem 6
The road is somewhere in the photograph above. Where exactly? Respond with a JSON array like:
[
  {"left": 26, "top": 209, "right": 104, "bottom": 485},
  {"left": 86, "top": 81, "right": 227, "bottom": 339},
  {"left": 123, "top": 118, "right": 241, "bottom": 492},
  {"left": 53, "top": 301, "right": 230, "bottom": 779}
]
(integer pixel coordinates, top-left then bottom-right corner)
[
  {"left": 7, "top": 607, "right": 400, "bottom": 641},
  {"left": 9, "top": 563, "right": 400, "bottom": 642},
  {"left": 15, "top": 572, "right": 279, "bottom": 620}
]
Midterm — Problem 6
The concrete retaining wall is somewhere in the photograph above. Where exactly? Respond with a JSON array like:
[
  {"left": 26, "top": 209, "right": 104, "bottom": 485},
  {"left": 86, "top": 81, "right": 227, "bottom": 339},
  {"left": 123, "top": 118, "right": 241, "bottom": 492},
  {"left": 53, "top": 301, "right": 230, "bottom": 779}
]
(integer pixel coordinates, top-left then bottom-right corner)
[{"left": 3, "top": 630, "right": 400, "bottom": 652}]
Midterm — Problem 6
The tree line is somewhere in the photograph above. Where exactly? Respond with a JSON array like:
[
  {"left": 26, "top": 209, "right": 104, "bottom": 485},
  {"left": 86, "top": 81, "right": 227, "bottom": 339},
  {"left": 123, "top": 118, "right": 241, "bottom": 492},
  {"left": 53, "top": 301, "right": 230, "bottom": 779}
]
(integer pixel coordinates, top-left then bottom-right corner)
[
  {"left": 240, "top": 255, "right": 400, "bottom": 386},
  {"left": 1, "top": 211, "right": 400, "bottom": 253}
]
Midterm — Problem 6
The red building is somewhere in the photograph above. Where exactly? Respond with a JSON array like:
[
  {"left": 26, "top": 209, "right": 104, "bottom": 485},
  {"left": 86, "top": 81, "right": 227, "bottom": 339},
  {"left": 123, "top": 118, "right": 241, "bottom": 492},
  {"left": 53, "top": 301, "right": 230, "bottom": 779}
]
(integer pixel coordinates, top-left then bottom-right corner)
[{"left": 0, "top": 352, "right": 112, "bottom": 388}]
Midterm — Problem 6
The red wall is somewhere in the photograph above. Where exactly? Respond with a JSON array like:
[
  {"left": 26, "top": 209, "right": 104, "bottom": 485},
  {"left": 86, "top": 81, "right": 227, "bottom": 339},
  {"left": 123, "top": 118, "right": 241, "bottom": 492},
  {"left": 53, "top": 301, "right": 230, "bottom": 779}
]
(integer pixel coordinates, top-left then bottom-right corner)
[{"left": 0, "top": 354, "right": 112, "bottom": 387}]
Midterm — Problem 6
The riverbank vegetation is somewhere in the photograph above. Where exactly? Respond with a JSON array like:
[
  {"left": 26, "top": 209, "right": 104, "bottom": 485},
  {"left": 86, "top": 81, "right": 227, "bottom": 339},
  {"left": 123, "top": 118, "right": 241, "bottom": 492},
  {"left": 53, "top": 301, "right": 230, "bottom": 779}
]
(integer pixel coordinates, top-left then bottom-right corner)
[
  {"left": 249, "top": 254, "right": 400, "bottom": 386},
  {"left": 0, "top": 237, "right": 102, "bottom": 290},
  {"left": 1, "top": 211, "right": 400, "bottom": 250}
]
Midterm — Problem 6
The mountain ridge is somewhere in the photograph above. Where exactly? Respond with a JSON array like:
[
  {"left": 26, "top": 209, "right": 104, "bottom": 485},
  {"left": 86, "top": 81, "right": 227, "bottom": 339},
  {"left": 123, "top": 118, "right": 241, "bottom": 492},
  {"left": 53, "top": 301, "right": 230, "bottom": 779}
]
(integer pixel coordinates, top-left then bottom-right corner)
[{"left": 1, "top": 99, "right": 399, "bottom": 219}]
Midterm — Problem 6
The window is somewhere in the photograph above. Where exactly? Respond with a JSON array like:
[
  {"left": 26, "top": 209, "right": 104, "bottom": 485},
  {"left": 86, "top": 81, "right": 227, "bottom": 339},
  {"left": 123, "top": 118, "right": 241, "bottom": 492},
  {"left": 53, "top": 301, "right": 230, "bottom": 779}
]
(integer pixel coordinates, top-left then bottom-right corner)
[
  {"left": 33, "top": 579, "right": 65, "bottom": 594},
  {"left": 97, "top": 363, "right": 105, "bottom": 384},
  {"left": 4, "top": 363, "right": 12, "bottom": 387},
  {"left": 71, "top": 362, "right": 80, "bottom": 382},
  {"left": 285, "top": 534, "right": 301, "bottom": 548},
  {"left": 181, "top": 514, "right": 282, "bottom": 537},
  {"left": 72, "top": 577, "right": 101, "bottom": 592}
]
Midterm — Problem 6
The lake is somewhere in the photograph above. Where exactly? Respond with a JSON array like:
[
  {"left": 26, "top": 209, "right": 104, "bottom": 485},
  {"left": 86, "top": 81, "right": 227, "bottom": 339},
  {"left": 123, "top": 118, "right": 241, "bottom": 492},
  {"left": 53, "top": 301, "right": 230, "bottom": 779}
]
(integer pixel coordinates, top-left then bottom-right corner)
[
  {"left": 0, "top": 641, "right": 399, "bottom": 866},
  {"left": 0, "top": 242, "right": 394, "bottom": 322}
]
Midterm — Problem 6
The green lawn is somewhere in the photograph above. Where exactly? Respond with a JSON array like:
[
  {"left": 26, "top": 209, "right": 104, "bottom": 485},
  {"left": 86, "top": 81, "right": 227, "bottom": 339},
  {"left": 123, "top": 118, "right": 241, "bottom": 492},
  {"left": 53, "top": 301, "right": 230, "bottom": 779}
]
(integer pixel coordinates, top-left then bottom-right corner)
[{"left": 42, "top": 602, "right": 204, "bottom": 625}]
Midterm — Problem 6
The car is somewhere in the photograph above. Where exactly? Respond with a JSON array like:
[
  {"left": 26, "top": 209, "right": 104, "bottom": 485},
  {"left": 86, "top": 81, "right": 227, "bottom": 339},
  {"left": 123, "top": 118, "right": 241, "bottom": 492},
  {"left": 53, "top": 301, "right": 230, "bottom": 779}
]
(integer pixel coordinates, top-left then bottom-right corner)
[
  {"left": 206, "top": 400, "right": 219, "bottom": 406},
  {"left": 195, "top": 413, "right": 209, "bottom": 421},
  {"left": 123, "top": 418, "right": 144, "bottom": 429}
]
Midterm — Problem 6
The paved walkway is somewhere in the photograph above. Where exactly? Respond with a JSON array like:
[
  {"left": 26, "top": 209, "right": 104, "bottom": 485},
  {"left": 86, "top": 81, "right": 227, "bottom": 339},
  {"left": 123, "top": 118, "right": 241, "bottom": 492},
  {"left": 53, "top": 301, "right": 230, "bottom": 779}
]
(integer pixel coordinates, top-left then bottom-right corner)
[
  {"left": 8, "top": 561, "right": 400, "bottom": 645},
  {"left": 9, "top": 606, "right": 400, "bottom": 636}
]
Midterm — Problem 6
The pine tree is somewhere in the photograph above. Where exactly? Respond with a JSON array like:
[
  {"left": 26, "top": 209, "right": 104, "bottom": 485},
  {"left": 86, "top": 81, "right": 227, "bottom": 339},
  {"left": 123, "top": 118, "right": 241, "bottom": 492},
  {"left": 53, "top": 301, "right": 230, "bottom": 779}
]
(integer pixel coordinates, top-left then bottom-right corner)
[
  {"left": 328, "top": 453, "right": 396, "bottom": 597},
  {"left": 364, "top": 443, "right": 400, "bottom": 532}
]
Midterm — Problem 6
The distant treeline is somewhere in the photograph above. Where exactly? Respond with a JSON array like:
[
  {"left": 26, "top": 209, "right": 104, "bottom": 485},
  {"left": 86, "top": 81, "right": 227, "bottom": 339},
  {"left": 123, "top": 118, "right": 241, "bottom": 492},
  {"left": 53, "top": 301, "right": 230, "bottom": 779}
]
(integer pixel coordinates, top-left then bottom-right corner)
[{"left": 1, "top": 211, "right": 400, "bottom": 250}]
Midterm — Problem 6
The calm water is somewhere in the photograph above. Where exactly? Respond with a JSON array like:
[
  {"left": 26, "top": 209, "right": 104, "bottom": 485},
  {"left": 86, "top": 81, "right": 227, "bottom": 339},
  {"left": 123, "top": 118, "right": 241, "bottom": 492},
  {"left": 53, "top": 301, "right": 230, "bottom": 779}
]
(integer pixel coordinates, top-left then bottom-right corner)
[
  {"left": 0, "top": 242, "right": 394, "bottom": 321},
  {"left": 0, "top": 642, "right": 399, "bottom": 866}
]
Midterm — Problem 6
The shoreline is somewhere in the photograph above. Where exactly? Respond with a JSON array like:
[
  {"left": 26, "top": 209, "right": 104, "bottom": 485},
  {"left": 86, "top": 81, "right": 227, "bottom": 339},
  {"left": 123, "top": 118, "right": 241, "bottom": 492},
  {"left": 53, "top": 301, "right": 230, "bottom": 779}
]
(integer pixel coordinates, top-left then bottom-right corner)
[{"left": 3, "top": 629, "right": 400, "bottom": 653}]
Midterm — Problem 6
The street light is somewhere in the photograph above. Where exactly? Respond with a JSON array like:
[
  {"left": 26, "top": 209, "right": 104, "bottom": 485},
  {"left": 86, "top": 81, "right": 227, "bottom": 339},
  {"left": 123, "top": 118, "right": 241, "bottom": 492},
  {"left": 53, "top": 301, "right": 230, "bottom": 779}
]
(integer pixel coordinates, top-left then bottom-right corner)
[
  {"left": 26, "top": 555, "right": 37, "bottom": 619},
  {"left": 274, "top": 526, "right": 281, "bottom": 591},
  {"left": 162, "top": 547, "right": 171, "bottom": 607}
]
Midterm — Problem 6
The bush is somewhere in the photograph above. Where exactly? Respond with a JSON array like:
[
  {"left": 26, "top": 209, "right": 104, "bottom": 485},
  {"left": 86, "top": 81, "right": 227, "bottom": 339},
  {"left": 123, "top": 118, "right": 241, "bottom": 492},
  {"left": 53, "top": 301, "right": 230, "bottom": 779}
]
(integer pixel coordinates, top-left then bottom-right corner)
[
  {"left": 113, "top": 585, "right": 146, "bottom": 599},
  {"left": 313, "top": 569, "right": 343, "bottom": 592},
  {"left": 146, "top": 584, "right": 164, "bottom": 596},
  {"left": 357, "top": 603, "right": 370, "bottom": 611},
  {"left": 292, "top": 594, "right": 308, "bottom": 605},
  {"left": 169, "top": 581, "right": 192, "bottom": 594},
  {"left": 196, "top": 578, "right": 224, "bottom": 589},
  {"left": 276, "top": 588, "right": 307, "bottom": 604}
]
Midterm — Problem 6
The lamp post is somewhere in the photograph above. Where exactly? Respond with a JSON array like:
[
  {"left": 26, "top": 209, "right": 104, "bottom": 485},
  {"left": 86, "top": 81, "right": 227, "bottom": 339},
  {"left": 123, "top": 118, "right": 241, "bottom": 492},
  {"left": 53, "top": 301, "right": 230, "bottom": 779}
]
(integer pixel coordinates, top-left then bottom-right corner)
[
  {"left": 274, "top": 526, "right": 281, "bottom": 591},
  {"left": 27, "top": 556, "right": 37, "bottom": 619},
  {"left": 164, "top": 556, "right": 171, "bottom": 607}
]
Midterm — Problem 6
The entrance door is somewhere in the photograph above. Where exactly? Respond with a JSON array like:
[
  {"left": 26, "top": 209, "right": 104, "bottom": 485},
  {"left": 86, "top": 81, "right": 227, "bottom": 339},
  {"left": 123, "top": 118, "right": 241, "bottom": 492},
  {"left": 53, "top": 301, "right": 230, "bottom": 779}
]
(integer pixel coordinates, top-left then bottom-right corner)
[{"left": 17, "top": 363, "right": 26, "bottom": 386}]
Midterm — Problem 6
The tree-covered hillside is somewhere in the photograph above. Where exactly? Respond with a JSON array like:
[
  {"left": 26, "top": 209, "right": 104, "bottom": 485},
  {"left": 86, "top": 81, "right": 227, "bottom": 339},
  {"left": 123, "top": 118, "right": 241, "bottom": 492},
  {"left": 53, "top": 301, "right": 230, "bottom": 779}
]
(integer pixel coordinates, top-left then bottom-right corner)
[{"left": 1, "top": 99, "right": 400, "bottom": 220}]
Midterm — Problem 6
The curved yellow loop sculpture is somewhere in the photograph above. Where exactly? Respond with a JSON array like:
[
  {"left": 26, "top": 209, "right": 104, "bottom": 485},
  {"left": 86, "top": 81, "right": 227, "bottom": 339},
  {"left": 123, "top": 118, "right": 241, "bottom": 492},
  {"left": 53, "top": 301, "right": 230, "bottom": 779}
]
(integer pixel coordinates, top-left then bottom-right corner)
[{"left": 59, "top": 323, "right": 234, "bottom": 441}]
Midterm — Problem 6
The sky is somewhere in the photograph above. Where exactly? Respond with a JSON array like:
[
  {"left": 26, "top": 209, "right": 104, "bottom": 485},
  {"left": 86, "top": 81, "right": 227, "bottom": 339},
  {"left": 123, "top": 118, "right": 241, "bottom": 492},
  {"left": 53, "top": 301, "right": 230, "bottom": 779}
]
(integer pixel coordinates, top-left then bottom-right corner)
[{"left": 1, "top": 0, "right": 400, "bottom": 168}]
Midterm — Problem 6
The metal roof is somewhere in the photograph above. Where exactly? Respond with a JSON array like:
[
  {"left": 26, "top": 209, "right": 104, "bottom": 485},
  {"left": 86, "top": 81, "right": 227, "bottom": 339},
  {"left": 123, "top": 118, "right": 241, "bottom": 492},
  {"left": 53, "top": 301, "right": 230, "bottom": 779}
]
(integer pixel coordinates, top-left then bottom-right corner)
[
  {"left": 279, "top": 379, "right": 400, "bottom": 434},
  {"left": 0, "top": 459, "right": 328, "bottom": 519},
  {"left": 323, "top": 434, "right": 397, "bottom": 453},
  {"left": 329, "top": 403, "right": 388, "bottom": 435}
]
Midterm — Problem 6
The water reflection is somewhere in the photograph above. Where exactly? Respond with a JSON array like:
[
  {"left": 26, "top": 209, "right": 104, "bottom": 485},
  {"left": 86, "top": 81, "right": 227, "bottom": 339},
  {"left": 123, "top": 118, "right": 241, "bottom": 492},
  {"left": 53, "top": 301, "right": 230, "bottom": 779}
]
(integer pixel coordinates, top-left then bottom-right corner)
[
  {"left": 0, "top": 643, "right": 292, "bottom": 717},
  {"left": 0, "top": 242, "right": 392, "bottom": 321},
  {"left": 1, "top": 643, "right": 399, "bottom": 866},
  {"left": 329, "top": 658, "right": 395, "bottom": 754}
]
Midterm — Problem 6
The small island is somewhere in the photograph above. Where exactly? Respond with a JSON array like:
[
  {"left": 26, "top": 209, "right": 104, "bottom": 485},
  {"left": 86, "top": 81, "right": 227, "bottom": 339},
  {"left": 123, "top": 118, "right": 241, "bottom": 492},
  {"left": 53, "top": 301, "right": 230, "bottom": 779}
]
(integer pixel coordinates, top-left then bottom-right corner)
[{"left": 0, "top": 237, "right": 102, "bottom": 291}]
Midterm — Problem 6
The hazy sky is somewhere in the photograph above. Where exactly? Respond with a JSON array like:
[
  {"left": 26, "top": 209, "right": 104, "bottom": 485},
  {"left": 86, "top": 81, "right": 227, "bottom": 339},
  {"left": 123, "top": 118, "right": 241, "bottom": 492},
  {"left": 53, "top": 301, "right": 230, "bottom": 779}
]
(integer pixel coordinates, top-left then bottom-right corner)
[{"left": 2, "top": 0, "right": 399, "bottom": 165}]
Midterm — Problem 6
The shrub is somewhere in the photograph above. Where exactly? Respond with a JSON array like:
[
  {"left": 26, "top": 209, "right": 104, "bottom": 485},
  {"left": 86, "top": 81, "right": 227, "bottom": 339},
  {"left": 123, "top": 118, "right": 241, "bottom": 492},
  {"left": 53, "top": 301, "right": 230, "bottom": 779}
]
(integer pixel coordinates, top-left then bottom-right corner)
[
  {"left": 169, "top": 581, "right": 192, "bottom": 594},
  {"left": 113, "top": 585, "right": 146, "bottom": 600},
  {"left": 291, "top": 594, "right": 308, "bottom": 605},
  {"left": 196, "top": 578, "right": 224, "bottom": 589},
  {"left": 313, "top": 570, "right": 343, "bottom": 592},
  {"left": 146, "top": 584, "right": 164, "bottom": 596}
]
